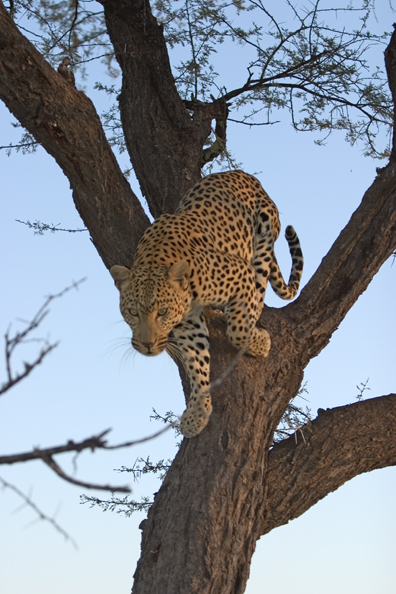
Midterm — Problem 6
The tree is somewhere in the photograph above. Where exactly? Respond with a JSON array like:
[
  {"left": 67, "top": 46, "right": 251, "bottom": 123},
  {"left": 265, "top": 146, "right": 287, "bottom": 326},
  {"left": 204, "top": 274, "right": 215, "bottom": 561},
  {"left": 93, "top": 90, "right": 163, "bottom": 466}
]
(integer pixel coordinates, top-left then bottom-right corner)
[{"left": 0, "top": 1, "right": 395, "bottom": 593}]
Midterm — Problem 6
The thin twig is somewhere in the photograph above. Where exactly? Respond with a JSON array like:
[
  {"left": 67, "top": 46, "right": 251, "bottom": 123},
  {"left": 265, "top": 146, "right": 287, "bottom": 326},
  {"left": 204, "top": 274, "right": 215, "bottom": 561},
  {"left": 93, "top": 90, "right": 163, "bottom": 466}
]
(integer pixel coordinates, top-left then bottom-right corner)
[
  {"left": 1, "top": 280, "right": 86, "bottom": 396},
  {"left": 15, "top": 219, "right": 87, "bottom": 234},
  {"left": 41, "top": 454, "right": 130, "bottom": 492},
  {"left": 0, "top": 476, "right": 78, "bottom": 548}
]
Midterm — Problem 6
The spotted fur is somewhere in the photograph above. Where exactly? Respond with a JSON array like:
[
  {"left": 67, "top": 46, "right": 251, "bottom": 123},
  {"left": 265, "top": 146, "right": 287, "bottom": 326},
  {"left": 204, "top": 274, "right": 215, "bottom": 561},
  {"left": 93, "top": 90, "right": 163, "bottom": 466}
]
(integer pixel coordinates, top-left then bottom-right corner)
[{"left": 111, "top": 171, "right": 303, "bottom": 438}]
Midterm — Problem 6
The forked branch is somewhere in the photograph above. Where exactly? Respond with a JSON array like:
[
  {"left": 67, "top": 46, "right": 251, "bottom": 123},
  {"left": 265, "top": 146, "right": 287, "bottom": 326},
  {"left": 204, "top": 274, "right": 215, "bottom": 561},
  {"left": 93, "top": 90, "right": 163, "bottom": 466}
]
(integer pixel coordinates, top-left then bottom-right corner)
[
  {"left": 0, "top": 426, "right": 170, "bottom": 492},
  {"left": 0, "top": 281, "right": 85, "bottom": 397},
  {"left": 0, "top": 476, "right": 78, "bottom": 548}
]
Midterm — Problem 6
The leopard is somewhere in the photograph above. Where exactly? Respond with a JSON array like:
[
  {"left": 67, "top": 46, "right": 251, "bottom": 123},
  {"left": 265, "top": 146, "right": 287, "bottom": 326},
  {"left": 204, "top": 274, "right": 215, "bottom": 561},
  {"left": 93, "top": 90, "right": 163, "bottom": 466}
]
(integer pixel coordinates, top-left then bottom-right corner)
[{"left": 110, "top": 170, "right": 303, "bottom": 438}]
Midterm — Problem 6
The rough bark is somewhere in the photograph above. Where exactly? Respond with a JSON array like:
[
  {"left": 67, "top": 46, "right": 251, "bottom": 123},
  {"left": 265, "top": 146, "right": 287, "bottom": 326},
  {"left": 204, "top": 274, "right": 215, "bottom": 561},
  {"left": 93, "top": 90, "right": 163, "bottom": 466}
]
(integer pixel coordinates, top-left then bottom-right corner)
[
  {"left": 134, "top": 390, "right": 396, "bottom": 594},
  {"left": 0, "top": 2, "right": 395, "bottom": 594},
  {"left": 0, "top": 1, "right": 148, "bottom": 269},
  {"left": 263, "top": 394, "right": 396, "bottom": 535},
  {"left": 290, "top": 164, "right": 396, "bottom": 363},
  {"left": 385, "top": 24, "right": 396, "bottom": 162},
  {"left": 98, "top": 0, "right": 211, "bottom": 216}
]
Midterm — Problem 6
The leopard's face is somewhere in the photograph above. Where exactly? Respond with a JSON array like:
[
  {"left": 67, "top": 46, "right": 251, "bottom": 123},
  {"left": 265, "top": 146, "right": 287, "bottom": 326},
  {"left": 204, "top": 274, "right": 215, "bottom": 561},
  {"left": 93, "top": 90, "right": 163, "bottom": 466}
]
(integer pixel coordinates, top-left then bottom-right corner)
[{"left": 111, "top": 261, "right": 191, "bottom": 356}]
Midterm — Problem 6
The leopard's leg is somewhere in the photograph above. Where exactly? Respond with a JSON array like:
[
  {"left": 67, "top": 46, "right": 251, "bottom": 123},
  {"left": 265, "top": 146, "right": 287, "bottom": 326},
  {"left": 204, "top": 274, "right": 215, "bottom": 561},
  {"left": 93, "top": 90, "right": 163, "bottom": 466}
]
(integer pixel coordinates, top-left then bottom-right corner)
[
  {"left": 225, "top": 283, "right": 271, "bottom": 358},
  {"left": 169, "top": 309, "right": 212, "bottom": 438}
]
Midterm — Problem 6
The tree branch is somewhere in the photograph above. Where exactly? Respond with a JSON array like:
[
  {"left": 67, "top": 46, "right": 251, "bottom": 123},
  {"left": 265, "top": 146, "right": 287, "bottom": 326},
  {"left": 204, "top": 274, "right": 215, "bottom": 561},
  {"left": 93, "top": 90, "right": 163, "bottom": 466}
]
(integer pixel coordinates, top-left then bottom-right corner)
[
  {"left": 1, "top": 280, "right": 85, "bottom": 397},
  {"left": 385, "top": 23, "right": 396, "bottom": 162},
  {"left": 0, "top": 430, "right": 112, "bottom": 465},
  {"left": 284, "top": 161, "right": 396, "bottom": 363},
  {"left": 0, "top": 476, "right": 78, "bottom": 548},
  {"left": 0, "top": 426, "right": 171, "bottom": 492},
  {"left": 41, "top": 452, "right": 131, "bottom": 493},
  {"left": 263, "top": 394, "right": 396, "bottom": 535},
  {"left": 0, "top": 0, "right": 148, "bottom": 268},
  {"left": 98, "top": 0, "right": 208, "bottom": 215}
]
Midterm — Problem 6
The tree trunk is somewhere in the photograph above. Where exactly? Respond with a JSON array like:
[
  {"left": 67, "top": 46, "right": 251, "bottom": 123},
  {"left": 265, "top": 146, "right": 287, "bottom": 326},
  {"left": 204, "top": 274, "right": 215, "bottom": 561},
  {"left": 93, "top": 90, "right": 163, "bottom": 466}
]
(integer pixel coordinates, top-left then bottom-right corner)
[
  {"left": 0, "top": 2, "right": 395, "bottom": 593},
  {"left": 132, "top": 155, "right": 396, "bottom": 592},
  {"left": 100, "top": 0, "right": 208, "bottom": 216}
]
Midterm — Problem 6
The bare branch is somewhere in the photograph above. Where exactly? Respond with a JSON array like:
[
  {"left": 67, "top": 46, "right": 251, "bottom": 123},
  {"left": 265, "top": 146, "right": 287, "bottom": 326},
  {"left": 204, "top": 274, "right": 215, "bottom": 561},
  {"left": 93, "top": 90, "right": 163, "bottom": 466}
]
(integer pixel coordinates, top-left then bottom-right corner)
[
  {"left": 0, "top": 426, "right": 171, "bottom": 462},
  {"left": 0, "top": 476, "right": 78, "bottom": 548},
  {"left": 0, "top": 426, "right": 171, "bottom": 492},
  {"left": 1, "top": 336, "right": 58, "bottom": 396},
  {"left": 0, "top": 430, "right": 112, "bottom": 466},
  {"left": 41, "top": 453, "right": 131, "bottom": 493},
  {"left": 0, "top": 280, "right": 86, "bottom": 397}
]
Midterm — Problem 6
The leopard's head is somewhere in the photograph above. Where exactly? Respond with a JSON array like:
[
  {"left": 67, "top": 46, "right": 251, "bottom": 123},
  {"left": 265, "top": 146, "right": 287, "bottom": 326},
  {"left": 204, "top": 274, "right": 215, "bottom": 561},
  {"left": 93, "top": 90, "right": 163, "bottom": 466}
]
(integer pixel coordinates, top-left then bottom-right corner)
[{"left": 110, "top": 261, "right": 191, "bottom": 356}]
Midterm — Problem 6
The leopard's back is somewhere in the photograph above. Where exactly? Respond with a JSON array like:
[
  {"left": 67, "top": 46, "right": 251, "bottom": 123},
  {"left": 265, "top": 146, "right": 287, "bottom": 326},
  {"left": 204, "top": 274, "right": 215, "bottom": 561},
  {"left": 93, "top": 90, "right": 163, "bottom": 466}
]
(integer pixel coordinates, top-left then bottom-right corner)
[{"left": 176, "top": 170, "right": 281, "bottom": 257}]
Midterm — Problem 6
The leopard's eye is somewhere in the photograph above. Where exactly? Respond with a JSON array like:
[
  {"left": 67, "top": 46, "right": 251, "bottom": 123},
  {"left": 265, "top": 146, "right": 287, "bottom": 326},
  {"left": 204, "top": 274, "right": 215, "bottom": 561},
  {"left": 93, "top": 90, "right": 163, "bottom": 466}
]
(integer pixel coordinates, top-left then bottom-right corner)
[
  {"left": 128, "top": 308, "right": 138, "bottom": 317},
  {"left": 158, "top": 308, "right": 168, "bottom": 317}
]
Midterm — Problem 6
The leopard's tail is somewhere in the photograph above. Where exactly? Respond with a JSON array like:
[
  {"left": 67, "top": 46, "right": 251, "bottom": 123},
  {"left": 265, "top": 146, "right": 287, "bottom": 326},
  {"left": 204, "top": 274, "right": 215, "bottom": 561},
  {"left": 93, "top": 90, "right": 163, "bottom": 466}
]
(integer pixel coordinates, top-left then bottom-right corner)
[{"left": 270, "top": 225, "right": 303, "bottom": 300}]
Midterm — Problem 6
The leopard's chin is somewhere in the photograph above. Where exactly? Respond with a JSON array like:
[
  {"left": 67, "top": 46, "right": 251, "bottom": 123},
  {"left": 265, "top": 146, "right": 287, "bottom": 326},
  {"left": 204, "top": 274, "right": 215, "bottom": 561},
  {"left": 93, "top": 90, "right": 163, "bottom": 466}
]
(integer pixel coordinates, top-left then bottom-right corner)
[{"left": 133, "top": 340, "right": 167, "bottom": 357}]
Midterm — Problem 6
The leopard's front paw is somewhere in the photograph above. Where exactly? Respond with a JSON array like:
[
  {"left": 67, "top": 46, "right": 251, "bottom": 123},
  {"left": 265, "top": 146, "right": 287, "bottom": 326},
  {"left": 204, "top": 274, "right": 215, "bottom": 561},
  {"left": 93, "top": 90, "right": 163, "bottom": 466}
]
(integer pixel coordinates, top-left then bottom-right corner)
[{"left": 179, "top": 394, "right": 212, "bottom": 438}]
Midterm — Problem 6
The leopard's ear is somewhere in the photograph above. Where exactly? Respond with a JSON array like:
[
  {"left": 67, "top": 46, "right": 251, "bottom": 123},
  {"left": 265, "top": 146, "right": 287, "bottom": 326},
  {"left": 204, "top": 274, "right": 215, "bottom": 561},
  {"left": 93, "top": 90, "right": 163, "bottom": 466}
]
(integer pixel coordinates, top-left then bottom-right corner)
[
  {"left": 110, "top": 265, "right": 132, "bottom": 291},
  {"left": 167, "top": 260, "right": 190, "bottom": 291}
]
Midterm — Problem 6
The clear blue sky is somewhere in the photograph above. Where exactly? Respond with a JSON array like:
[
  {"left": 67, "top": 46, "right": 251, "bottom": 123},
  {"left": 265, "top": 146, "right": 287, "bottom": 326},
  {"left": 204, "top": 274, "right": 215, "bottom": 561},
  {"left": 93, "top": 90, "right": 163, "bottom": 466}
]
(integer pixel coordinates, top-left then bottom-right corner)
[{"left": 0, "top": 2, "right": 395, "bottom": 593}]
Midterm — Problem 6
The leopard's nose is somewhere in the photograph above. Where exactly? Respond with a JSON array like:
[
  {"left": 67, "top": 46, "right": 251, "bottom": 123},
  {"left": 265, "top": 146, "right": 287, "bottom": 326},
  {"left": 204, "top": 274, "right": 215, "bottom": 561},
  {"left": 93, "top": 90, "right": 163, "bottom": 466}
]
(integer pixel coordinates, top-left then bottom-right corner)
[{"left": 141, "top": 341, "right": 155, "bottom": 349}]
